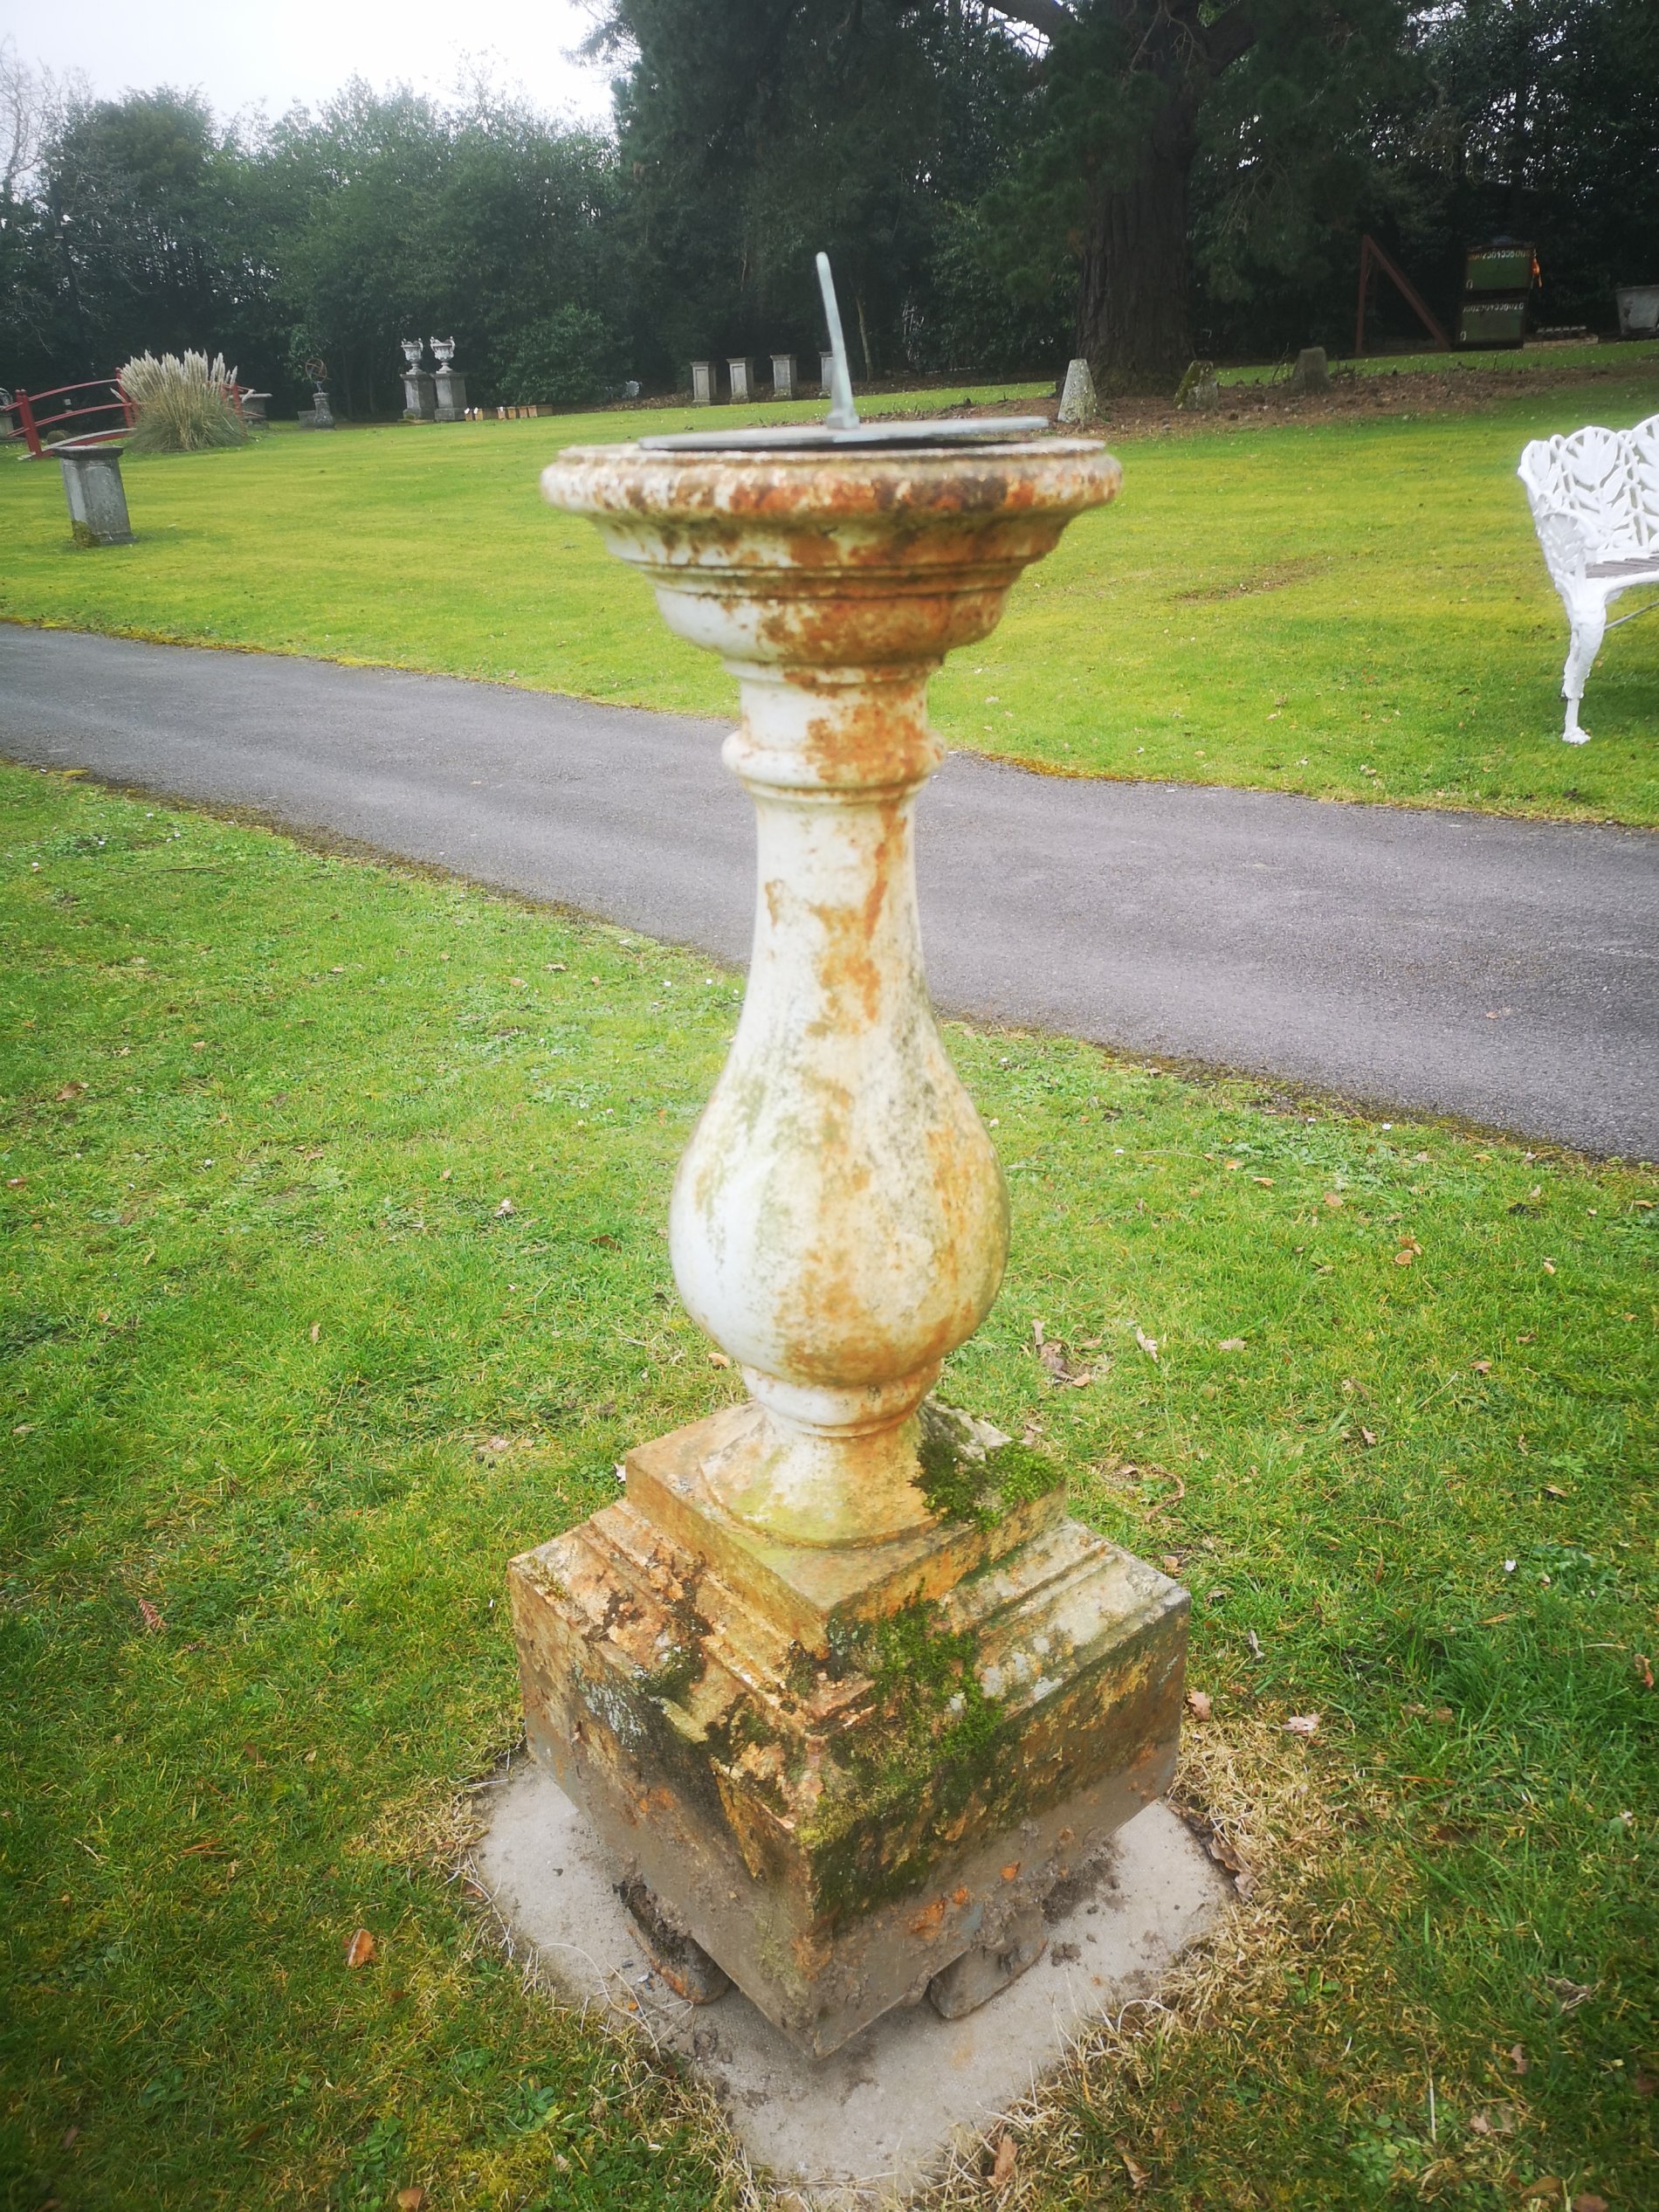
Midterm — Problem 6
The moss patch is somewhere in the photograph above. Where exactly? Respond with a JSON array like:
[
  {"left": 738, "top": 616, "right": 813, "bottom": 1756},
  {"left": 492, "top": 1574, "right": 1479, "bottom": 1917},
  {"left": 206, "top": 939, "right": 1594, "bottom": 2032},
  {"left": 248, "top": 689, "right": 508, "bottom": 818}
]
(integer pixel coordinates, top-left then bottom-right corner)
[{"left": 915, "top": 1403, "right": 1063, "bottom": 1530}]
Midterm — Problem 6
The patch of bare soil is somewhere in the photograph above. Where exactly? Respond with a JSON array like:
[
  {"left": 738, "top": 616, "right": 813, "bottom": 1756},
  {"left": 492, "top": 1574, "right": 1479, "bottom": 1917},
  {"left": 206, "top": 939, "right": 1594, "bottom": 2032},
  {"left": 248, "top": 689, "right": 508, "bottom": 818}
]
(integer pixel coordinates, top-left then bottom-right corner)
[{"left": 874, "top": 352, "right": 1659, "bottom": 440}]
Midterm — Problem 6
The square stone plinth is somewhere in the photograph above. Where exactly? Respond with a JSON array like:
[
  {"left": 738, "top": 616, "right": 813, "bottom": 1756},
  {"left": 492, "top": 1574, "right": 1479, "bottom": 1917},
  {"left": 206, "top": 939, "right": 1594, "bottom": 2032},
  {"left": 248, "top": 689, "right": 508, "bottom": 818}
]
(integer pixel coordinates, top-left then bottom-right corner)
[
  {"left": 508, "top": 1404, "right": 1189, "bottom": 2057},
  {"left": 474, "top": 1760, "right": 1229, "bottom": 2208}
]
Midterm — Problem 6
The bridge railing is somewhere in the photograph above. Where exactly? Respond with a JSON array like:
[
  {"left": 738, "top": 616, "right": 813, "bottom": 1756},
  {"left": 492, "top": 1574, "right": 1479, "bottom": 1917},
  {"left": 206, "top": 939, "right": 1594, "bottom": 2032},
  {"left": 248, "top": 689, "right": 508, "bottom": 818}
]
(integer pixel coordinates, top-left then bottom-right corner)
[{"left": 2, "top": 375, "right": 251, "bottom": 457}]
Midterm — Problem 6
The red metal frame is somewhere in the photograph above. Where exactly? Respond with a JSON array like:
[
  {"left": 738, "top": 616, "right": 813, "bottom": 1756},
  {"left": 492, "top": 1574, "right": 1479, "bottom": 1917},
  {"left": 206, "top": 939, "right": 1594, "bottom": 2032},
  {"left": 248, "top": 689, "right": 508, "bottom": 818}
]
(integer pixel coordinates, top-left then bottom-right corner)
[
  {"left": 3, "top": 373, "right": 248, "bottom": 456},
  {"left": 1353, "top": 235, "right": 1450, "bottom": 358}
]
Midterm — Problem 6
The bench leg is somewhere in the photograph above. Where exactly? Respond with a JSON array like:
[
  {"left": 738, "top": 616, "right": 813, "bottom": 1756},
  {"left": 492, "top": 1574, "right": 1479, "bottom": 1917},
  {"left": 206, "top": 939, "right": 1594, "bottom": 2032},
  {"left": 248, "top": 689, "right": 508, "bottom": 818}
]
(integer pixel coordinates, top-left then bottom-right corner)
[{"left": 1561, "top": 597, "right": 1607, "bottom": 744}]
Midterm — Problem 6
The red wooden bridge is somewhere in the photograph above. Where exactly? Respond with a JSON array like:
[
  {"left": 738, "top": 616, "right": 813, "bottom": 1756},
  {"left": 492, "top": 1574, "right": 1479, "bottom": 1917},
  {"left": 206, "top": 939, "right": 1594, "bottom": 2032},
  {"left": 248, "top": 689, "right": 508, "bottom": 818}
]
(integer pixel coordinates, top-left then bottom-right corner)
[{"left": 1, "top": 374, "right": 251, "bottom": 457}]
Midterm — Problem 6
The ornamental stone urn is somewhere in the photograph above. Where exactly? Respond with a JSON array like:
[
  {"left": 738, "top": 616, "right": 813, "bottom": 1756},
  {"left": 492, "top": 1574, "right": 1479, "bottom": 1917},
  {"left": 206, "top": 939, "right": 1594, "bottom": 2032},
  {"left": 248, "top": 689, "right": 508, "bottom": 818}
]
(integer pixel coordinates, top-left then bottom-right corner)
[{"left": 511, "top": 419, "right": 1190, "bottom": 2058}]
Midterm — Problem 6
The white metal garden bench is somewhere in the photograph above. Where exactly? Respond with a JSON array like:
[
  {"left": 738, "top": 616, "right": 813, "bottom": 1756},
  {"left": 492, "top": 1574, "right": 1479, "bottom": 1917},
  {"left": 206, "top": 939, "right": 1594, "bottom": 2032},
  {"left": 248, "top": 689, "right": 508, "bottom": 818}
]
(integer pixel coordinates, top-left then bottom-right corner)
[{"left": 1518, "top": 410, "right": 1659, "bottom": 741}]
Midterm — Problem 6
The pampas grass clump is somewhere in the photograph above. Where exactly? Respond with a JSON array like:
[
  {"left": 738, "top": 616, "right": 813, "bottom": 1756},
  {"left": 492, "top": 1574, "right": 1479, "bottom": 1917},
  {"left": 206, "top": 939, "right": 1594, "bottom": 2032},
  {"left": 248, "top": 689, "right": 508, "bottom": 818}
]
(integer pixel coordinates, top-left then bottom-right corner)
[{"left": 118, "top": 350, "right": 247, "bottom": 453}]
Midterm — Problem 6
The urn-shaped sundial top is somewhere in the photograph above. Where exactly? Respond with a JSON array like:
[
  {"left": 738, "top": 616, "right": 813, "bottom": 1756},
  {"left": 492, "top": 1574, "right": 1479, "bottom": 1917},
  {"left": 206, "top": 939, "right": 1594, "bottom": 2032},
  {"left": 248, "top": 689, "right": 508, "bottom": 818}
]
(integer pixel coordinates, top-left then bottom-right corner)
[{"left": 512, "top": 262, "right": 1188, "bottom": 2058}]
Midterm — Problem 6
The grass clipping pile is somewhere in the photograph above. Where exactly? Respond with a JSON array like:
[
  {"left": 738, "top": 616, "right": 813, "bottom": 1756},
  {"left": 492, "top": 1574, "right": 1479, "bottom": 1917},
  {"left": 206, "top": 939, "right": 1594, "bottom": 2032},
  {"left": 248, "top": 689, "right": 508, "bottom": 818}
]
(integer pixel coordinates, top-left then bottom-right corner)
[{"left": 118, "top": 348, "right": 248, "bottom": 454}]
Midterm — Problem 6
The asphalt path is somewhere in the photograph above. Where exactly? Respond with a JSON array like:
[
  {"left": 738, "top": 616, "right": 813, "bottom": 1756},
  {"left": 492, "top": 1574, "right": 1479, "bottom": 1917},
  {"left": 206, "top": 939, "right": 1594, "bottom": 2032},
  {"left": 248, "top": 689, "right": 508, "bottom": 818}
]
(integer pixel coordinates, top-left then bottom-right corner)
[{"left": 3, "top": 625, "right": 1655, "bottom": 1157}]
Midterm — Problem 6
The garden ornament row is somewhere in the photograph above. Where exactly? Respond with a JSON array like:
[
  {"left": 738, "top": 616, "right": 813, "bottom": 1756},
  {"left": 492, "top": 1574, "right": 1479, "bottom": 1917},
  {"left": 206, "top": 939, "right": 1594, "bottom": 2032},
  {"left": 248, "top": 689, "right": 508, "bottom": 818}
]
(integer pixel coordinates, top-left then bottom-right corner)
[
  {"left": 1518, "top": 410, "right": 1659, "bottom": 741},
  {"left": 689, "top": 353, "right": 818, "bottom": 406},
  {"left": 513, "top": 257, "right": 1189, "bottom": 2059},
  {"left": 398, "top": 337, "right": 467, "bottom": 422}
]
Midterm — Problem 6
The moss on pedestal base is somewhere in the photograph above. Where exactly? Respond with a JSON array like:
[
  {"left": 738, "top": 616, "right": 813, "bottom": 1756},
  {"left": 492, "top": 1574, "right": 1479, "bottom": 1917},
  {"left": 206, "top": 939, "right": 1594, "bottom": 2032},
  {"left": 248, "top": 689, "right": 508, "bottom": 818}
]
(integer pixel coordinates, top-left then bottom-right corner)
[{"left": 508, "top": 1402, "right": 1188, "bottom": 2057}]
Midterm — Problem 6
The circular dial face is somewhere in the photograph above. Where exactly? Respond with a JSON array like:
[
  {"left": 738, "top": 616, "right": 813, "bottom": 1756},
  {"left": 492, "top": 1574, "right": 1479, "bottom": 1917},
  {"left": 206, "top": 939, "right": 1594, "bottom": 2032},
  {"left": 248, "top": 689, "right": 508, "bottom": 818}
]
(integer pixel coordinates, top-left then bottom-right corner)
[{"left": 637, "top": 417, "right": 1050, "bottom": 453}]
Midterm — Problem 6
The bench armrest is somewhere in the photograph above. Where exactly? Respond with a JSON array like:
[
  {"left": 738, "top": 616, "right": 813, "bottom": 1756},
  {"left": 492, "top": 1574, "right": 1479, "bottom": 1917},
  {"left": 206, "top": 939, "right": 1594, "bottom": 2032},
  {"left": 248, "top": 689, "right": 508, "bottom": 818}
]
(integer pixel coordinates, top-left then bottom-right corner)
[{"left": 1531, "top": 508, "right": 1592, "bottom": 583}]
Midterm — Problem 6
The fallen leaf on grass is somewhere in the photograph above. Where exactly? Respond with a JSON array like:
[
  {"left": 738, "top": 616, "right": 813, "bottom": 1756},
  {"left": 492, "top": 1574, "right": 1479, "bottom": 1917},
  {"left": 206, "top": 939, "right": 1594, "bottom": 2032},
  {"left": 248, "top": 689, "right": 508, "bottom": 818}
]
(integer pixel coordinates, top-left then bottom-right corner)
[
  {"left": 708, "top": 1352, "right": 732, "bottom": 1369},
  {"left": 1545, "top": 1974, "right": 1594, "bottom": 2013},
  {"left": 1573, "top": 2195, "right": 1609, "bottom": 2212},
  {"left": 1160, "top": 1554, "right": 1182, "bottom": 1573},
  {"left": 1518, "top": 2185, "right": 1563, "bottom": 2207},
  {"left": 1636, "top": 1654, "right": 1654, "bottom": 1691},
  {"left": 493, "top": 1198, "right": 515, "bottom": 1217},
  {"left": 345, "top": 1928, "right": 376, "bottom": 1968},
  {"left": 1134, "top": 1327, "right": 1159, "bottom": 1361},
  {"left": 1217, "top": 1337, "right": 1246, "bottom": 1351},
  {"left": 1471, "top": 1359, "right": 1491, "bottom": 1375},
  {"left": 1249, "top": 1175, "right": 1273, "bottom": 1187},
  {"left": 1185, "top": 1688, "right": 1213, "bottom": 1720},
  {"left": 483, "top": 1435, "right": 512, "bottom": 1455},
  {"left": 1283, "top": 1713, "right": 1320, "bottom": 1738},
  {"left": 308, "top": 1321, "right": 320, "bottom": 1342},
  {"left": 1468, "top": 2104, "right": 1518, "bottom": 2137},
  {"left": 1542, "top": 1258, "right": 1555, "bottom": 1274},
  {"left": 1117, "top": 2143, "right": 1150, "bottom": 2190},
  {"left": 137, "top": 1599, "right": 164, "bottom": 1634},
  {"left": 396, "top": 2192, "right": 426, "bottom": 2211},
  {"left": 1360, "top": 1427, "right": 1378, "bottom": 1447},
  {"left": 990, "top": 2132, "right": 1016, "bottom": 2188},
  {"left": 1032, "top": 1320, "right": 1094, "bottom": 1388},
  {"left": 56, "top": 1081, "right": 87, "bottom": 1100},
  {"left": 1510, "top": 2044, "right": 1529, "bottom": 2075}
]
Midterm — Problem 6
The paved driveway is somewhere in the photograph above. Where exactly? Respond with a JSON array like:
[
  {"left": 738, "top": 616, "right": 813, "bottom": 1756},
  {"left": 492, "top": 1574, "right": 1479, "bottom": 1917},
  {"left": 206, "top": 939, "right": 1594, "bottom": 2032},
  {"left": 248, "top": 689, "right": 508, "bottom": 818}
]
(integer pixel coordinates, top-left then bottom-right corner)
[{"left": 3, "top": 626, "right": 1654, "bottom": 1155}]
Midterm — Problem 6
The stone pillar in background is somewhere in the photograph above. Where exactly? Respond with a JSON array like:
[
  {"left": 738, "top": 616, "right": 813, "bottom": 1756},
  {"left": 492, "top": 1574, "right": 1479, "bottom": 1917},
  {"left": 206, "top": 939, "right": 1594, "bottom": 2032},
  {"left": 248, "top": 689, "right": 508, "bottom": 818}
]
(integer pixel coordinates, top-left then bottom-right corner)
[
  {"left": 727, "top": 357, "right": 753, "bottom": 403},
  {"left": 431, "top": 337, "right": 468, "bottom": 421},
  {"left": 1288, "top": 346, "right": 1331, "bottom": 394},
  {"left": 820, "top": 349, "right": 836, "bottom": 392},
  {"left": 301, "top": 384, "right": 335, "bottom": 430},
  {"left": 57, "top": 440, "right": 134, "bottom": 546},
  {"left": 400, "top": 340, "right": 436, "bottom": 421},
  {"left": 770, "top": 353, "right": 797, "bottom": 401},
  {"left": 691, "top": 360, "right": 715, "bottom": 407},
  {"left": 520, "top": 430, "right": 1191, "bottom": 2061},
  {"left": 1057, "top": 357, "right": 1098, "bottom": 425}
]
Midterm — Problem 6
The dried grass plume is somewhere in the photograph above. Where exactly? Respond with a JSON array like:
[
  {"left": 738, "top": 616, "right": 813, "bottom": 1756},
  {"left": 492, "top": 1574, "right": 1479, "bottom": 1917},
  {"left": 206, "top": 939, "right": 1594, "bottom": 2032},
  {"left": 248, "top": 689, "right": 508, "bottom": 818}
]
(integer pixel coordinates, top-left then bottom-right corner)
[{"left": 118, "top": 349, "right": 247, "bottom": 453}]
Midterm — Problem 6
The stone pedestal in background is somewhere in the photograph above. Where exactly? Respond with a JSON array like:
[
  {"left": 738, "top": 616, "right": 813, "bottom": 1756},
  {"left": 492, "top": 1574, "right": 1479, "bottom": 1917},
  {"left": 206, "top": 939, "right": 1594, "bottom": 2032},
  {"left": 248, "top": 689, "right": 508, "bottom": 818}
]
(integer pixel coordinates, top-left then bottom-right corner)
[
  {"left": 57, "top": 441, "right": 134, "bottom": 546},
  {"left": 726, "top": 356, "right": 753, "bottom": 402},
  {"left": 771, "top": 351, "right": 797, "bottom": 400},
  {"left": 402, "top": 369, "right": 436, "bottom": 420},
  {"left": 431, "top": 336, "right": 466, "bottom": 422},
  {"left": 1058, "top": 356, "right": 1098, "bottom": 425},
  {"left": 819, "top": 348, "right": 836, "bottom": 392},
  {"left": 299, "top": 387, "right": 335, "bottom": 429},
  {"left": 691, "top": 360, "right": 714, "bottom": 406}
]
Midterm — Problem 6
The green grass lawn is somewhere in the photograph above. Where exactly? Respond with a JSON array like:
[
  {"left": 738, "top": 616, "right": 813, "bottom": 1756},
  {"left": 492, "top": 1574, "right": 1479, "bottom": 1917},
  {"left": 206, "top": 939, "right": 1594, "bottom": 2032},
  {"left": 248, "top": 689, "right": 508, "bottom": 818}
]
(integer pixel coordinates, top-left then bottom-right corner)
[
  {"left": 3, "top": 368, "right": 1656, "bottom": 828},
  {"left": 3, "top": 764, "right": 1654, "bottom": 2209}
]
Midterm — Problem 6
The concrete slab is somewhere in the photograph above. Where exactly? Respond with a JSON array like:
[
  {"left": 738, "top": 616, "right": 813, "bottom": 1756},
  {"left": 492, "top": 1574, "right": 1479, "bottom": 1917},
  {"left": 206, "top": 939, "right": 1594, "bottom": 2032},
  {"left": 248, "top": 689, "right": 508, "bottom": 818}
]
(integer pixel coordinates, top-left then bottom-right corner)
[{"left": 473, "top": 1758, "right": 1230, "bottom": 2207}]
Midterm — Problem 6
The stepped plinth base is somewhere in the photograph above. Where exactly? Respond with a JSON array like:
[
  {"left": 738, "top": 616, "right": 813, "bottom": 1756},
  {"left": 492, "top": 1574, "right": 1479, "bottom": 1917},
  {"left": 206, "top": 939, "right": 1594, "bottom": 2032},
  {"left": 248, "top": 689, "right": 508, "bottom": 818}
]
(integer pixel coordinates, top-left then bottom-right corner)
[{"left": 508, "top": 1402, "right": 1189, "bottom": 2057}]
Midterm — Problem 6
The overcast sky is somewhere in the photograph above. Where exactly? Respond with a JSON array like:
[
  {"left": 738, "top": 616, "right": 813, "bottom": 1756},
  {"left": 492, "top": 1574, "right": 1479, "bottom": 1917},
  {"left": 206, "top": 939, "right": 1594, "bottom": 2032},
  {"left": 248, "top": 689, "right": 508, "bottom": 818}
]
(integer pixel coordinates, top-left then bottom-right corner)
[{"left": 9, "top": 0, "right": 617, "bottom": 129}]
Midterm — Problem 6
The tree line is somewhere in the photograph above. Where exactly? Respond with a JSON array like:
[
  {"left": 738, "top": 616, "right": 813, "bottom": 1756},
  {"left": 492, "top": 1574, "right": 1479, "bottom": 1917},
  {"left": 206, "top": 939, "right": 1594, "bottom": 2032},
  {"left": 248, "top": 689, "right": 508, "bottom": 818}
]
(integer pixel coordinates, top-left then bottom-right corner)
[{"left": 2, "top": 2, "right": 1654, "bottom": 413}]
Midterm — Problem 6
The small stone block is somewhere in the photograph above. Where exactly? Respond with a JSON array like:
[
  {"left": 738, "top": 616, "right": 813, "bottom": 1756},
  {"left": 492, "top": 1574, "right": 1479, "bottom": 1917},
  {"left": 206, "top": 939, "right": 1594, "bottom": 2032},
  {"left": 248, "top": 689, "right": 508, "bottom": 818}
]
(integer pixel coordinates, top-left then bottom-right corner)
[
  {"left": 926, "top": 1900, "right": 1046, "bottom": 2018},
  {"left": 618, "top": 1874, "right": 733, "bottom": 2003}
]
